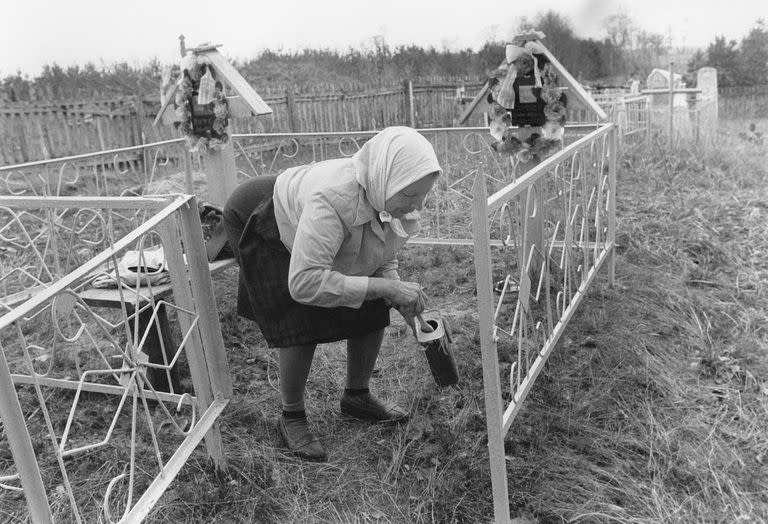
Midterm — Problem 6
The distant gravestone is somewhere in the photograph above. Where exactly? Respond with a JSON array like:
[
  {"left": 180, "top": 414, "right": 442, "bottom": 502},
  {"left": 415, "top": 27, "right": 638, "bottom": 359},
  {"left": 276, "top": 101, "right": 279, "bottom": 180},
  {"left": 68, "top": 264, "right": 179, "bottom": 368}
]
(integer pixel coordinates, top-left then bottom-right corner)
[
  {"left": 646, "top": 69, "right": 668, "bottom": 110},
  {"left": 646, "top": 69, "right": 669, "bottom": 90},
  {"left": 644, "top": 66, "right": 694, "bottom": 141},
  {"left": 697, "top": 67, "right": 718, "bottom": 142},
  {"left": 646, "top": 68, "right": 686, "bottom": 106},
  {"left": 697, "top": 67, "right": 717, "bottom": 102}
]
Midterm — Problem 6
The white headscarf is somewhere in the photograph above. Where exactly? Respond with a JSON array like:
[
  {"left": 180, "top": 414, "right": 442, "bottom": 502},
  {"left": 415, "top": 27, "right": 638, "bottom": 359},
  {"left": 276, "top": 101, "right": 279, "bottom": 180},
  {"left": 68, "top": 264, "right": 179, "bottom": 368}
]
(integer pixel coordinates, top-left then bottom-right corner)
[{"left": 353, "top": 127, "right": 442, "bottom": 220}]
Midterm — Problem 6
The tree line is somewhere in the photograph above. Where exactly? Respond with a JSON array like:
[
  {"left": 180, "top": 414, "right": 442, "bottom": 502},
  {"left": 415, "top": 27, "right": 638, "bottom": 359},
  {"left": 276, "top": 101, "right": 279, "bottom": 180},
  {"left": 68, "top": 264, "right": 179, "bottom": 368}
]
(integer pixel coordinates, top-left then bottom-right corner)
[
  {"left": 687, "top": 19, "right": 768, "bottom": 87},
  {"left": 2, "top": 12, "right": 766, "bottom": 103}
]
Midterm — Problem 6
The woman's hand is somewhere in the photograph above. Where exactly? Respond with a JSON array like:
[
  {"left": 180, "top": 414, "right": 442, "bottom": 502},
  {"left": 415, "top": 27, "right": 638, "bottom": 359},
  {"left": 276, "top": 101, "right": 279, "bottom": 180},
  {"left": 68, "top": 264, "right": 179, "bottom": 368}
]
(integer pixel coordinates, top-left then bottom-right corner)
[
  {"left": 366, "top": 277, "right": 427, "bottom": 317},
  {"left": 387, "top": 280, "right": 427, "bottom": 317},
  {"left": 397, "top": 309, "right": 418, "bottom": 338}
]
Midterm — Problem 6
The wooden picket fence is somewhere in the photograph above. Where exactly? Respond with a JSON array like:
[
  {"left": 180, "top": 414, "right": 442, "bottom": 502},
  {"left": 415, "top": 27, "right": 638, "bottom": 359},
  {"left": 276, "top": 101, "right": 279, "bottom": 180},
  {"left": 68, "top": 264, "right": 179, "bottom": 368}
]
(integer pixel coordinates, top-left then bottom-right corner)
[
  {"left": 718, "top": 84, "right": 768, "bottom": 119},
  {"left": 5, "top": 79, "right": 760, "bottom": 166},
  {"left": 0, "top": 97, "right": 175, "bottom": 166},
  {"left": 0, "top": 80, "right": 487, "bottom": 166}
]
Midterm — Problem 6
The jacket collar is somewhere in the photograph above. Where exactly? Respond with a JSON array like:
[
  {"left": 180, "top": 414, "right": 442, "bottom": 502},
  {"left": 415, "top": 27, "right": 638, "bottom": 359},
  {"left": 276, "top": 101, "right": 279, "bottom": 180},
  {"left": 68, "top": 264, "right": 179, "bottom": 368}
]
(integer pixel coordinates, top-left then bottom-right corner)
[{"left": 351, "top": 187, "right": 387, "bottom": 241}]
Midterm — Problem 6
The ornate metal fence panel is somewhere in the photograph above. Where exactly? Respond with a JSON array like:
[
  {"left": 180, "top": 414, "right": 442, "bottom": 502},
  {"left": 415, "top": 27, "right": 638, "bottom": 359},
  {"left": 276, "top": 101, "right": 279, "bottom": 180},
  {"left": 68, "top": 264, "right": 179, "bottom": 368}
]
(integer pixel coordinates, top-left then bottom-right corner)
[
  {"left": 230, "top": 126, "right": 600, "bottom": 246},
  {"left": 1, "top": 125, "right": 618, "bottom": 523},
  {"left": 0, "top": 195, "right": 232, "bottom": 523},
  {"left": 0, "top": 139, "right": 195, "bottom": 200},
  {"left": 598, "top": 91, "right": 719, "bottom": 146},
  {"left": 613, "top": 95, "right": 650, "bottom": 140},
  {"left": 470, "top": 124, "right": 617, "bottom": 523}
]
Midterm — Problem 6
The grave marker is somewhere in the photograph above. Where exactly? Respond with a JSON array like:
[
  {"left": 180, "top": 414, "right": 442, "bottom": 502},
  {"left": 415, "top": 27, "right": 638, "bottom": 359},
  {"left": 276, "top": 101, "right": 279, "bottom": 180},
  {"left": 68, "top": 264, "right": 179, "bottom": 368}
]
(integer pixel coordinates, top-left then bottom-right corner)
[{"left": 154, "top": 38, "right": 272, "bottom": 207}]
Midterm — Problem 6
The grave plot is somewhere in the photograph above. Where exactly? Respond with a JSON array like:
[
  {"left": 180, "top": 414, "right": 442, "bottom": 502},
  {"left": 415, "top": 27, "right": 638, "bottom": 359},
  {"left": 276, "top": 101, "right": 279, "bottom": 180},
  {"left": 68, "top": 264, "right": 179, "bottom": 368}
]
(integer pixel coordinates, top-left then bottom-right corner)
[
  {"left": 1, "top": 32, "right": 624, "bottom": 523},
  {"left": 0, "top": 40, "right": 274, "bottom": 523},
  {"left": 431, "top": 32, "right": 617, "bottom": 523},
  {"left": 0, "top": 195, "right": 231, "bottom": 523},
  {"left": 471, "top": 123, "right": 617, "bottom": 522}
]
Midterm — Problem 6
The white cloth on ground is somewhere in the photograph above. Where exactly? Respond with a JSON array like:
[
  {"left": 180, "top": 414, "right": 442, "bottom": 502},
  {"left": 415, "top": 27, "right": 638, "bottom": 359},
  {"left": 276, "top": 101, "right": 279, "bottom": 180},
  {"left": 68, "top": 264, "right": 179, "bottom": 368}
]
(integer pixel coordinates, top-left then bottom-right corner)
[{"left": 91, "top": 247, "right": 170, "bottom": 289}]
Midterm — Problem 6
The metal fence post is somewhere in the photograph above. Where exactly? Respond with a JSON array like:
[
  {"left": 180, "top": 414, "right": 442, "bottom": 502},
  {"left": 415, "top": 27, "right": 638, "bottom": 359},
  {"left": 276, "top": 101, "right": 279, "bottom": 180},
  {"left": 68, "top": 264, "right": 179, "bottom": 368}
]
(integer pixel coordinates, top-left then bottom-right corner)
[
  {"left": 470, "top": 173, "right": 510, "bottom": 524},
  {"left": 608, "top": 125, "right": 617, "bottom": 286},
  {"left": 668, "top": 61, "right": 674, "bottom": 149},
  {"left": 0, "top": 348, "right": 54, "bottom": 523}
]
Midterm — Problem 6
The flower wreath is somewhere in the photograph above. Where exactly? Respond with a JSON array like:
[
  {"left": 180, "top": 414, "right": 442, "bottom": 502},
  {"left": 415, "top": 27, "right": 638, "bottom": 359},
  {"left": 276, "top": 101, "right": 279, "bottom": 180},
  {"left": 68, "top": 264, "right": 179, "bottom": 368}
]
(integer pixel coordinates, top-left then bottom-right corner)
[
  {"left": 175, "top": 54, "right": 229, "bottom": 151},
  {"left": 488, "top": 41, "right": 567, "bottom": 163}
]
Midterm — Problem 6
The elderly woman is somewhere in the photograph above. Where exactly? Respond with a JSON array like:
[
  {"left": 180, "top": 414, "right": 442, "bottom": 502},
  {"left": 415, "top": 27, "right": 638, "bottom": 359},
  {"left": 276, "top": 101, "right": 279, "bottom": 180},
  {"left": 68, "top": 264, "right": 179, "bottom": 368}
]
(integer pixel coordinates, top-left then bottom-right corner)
[{"left": 223, "top": 126, "right": 441, "bottom": 461}]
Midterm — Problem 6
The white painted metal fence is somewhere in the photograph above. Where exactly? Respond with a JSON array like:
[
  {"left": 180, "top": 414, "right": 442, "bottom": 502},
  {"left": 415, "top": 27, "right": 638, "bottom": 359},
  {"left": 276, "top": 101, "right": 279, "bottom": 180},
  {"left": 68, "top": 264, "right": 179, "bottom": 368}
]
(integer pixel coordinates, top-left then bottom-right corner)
[
  {"left": 1, "top": 125, "right": 617, "bottom": 522},
  {"left": 471, "top": 124, "right": 617, "bottom": 522},
  {"left": 0, "top": 195, "right": 232, "bottom": 523}
]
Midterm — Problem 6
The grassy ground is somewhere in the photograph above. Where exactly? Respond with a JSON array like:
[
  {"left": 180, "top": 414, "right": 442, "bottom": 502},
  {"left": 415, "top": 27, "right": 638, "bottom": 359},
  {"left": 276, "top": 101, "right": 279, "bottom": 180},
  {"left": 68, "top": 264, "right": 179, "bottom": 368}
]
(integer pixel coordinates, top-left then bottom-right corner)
[
  {"left": 2, "top": 133, "right": 768, "bottom": 522},
  {"left": 717, "top": 117, "right": 768, "bottom": 141},
  {"left": 149, "top": 134, "right": 768, "bottom": 523}
]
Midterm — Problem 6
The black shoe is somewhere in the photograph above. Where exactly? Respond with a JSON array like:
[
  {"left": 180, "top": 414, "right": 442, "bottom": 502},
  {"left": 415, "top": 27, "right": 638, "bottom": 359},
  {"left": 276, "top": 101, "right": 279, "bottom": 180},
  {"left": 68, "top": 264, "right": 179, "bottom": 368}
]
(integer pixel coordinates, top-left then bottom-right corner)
[
  {"left": 340, "top": 392, "right": 408, "bottom": 423},
  {"left": 277, "top": 416, "right": 327, "bottom": 462}
]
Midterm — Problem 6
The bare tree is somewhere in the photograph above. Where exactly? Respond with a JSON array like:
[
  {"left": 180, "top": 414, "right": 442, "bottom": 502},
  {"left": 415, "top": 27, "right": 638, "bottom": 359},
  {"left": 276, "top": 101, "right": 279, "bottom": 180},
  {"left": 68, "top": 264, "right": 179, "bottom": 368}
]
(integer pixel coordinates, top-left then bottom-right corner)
[
  {"left": 604, "top": 10, "right": 634, "bottom": 76},
  {"left": 604, "top": 11, "right": 634, "bottom": 50}
]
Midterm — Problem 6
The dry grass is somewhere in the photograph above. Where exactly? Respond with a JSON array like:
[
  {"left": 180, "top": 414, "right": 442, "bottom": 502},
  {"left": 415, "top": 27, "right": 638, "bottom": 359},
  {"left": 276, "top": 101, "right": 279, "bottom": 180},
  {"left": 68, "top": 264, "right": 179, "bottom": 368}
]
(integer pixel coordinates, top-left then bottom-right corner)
[{"left": 2, "top": 131, "right": 768, "bottom": 522}]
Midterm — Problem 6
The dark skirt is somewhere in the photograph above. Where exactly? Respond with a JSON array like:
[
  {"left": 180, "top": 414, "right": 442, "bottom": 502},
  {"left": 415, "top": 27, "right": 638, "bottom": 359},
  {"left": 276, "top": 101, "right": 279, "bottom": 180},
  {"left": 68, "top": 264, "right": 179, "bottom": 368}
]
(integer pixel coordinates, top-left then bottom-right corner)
[{"left": 222, "top": 175, "right": 390, "bottom": 347}]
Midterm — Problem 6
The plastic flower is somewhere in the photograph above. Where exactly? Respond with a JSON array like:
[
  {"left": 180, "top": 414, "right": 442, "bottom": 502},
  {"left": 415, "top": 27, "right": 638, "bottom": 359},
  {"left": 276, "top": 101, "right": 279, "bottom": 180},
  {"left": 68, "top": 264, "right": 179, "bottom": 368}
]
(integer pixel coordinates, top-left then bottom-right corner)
[
  {"left": 213, "top": 102, "right": 228, "bottom": 119},
  {"left": 530, "top": 137, "right": 562, "bottom": 159},
  {"left": 541, "top": 63, "right": 558, "bottom": 86},
  {"left": 212, "top": 120, "right": 227, "bottom": 135},
  {"left": 502, "top": 128, "right": 521, "bottom": 145},
  {"left": 490, "top": 119, "right": 507, "bottom": 141},
  {"left": 541, "top": 121, "right": 565, "bottom": 141},
  {"left": 544, "top": 101, "right": 567, "bottom": 122},
  {"left": 514, "top": 53, "right": 535, "bottom": 75},
  {"left": 541, "top": 86, "right": 562, "bottom": 105},
  {"left": 488, "top": 102, "right": 508, "bottom": 121},
  {"left": 492, "top": 133, "right": 524, "bottom": 155},
  {"left": 516, "top": 148, "right": 533, "bottom": 163}
]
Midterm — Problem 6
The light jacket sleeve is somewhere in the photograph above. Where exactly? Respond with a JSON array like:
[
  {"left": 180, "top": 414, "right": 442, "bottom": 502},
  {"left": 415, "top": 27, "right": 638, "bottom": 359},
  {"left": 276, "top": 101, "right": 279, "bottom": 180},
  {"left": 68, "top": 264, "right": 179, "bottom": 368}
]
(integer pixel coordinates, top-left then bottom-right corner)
[
  {"left": 373, "top": 259, "right": 400, "bottom": 280},
  {"left": 287, "top": 194, "right": 369, "bottom": 308}
]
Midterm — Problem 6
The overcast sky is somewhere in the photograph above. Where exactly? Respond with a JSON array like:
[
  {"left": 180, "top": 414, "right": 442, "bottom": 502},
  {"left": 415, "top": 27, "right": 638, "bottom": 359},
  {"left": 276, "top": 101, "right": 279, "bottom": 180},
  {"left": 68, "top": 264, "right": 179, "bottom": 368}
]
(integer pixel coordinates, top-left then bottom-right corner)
[{"left": 2, "top": 0, "right": 766, "bottom": 76}]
